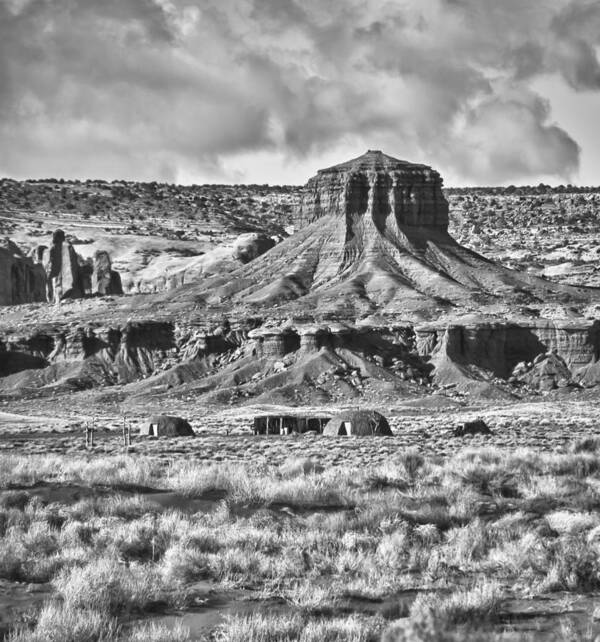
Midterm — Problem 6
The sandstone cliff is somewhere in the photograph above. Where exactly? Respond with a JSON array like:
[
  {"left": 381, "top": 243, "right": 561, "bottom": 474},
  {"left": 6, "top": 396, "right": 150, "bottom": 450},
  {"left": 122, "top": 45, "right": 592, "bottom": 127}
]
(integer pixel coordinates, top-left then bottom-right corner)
[
  {"left": 166, "top": 151, "right": 597, "bottom": 318},
  {"left": 0, "top": 239, "right": 46, "bottom": 306},
  {"left": 0, "top": 232, "right": 124, "bottom": 306}
]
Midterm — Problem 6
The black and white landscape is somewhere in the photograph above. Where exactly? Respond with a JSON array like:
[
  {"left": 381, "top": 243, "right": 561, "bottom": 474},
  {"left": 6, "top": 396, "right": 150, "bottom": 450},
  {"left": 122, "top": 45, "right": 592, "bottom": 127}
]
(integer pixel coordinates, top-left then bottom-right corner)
[{"left": 2, "top": 2, "right": 600, "bottom": 641}]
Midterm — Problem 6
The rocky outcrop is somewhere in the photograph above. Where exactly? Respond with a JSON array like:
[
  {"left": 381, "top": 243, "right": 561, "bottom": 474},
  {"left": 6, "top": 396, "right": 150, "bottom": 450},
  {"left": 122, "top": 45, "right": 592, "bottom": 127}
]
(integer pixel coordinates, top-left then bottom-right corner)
[
  {"left": 92, "top": 251, "right": 123, "bottom": 296},
  {"left": 0, "top": 239, "right": 46, "bottom": 306},
  {"left": 129, "top": 232, "right": 279, "bottom": 294},
  {"left": 232, "top": 233, "right": 276, "bottom": 264},
  {"left": 418, "top": 320, "right": 600, "bottom": 376},
  {"left": 41, "top": 230, "right": 84, "bottom": 302},
  {"left": 26, "top": 232, "right": 123, "bottom": 302},
  {"left": 169, "top": 150, "right": 598, "bottom": 318},
  {"left": 298, "top": 149, "right": 449, "bottom": 229},
  {"left": 421, "top": 320, "right": 600, "bottom": 393},
  {"left": 511, "top": 353, "right": 575, "bottom": 391},
  {"left": 0, "top": 321, "right": 179, "bottom": 389}
]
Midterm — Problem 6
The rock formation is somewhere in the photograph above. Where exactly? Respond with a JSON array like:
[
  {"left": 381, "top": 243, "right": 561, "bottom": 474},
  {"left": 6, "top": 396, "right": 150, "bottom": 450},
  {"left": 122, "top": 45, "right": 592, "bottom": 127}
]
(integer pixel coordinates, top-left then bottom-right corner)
[
  {"left": 40, "top": 230, "right": 84, "bottom": 302},
  {"left": 92, "top": 250, "right": 123, "bottom": 296},
  {"left": 27, "top": 231, "right": 123, "bottom": 302},
  {"left": 3, "top": 152, "right": 600, "bottom": 402},
  {"left": 232, "top": 233, "right": 276, "bottom": 264},
  {"left": 130, "top": 232, "right": 279, "bottom": 294},
  {"left": 0, "top": 239, "right": 46, "bottom": 306},
  {"left": 170, "top": 150, "right": 595, "bottom": 317}
]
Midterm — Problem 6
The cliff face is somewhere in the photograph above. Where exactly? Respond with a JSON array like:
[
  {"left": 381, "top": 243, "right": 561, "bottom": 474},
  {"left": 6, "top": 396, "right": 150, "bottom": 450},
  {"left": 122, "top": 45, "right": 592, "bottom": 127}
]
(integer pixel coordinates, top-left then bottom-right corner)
[
  {"left": 0, "top": 232, "right": 124, "bottom": 306},
  {"left": 298, "top": 150, "right": 448, "bottom": 230},
  {"left": 0, "top": 321, "right": 178, "bottom": 386},
  {"left": 0, "top": 239, "right": 47, "bottom": 306},
  {"left": 420, "top": 320, "right": 600, "bottom": 390},
  {"left": 3, "top": 314, "right": 600, "bottom": 400}
]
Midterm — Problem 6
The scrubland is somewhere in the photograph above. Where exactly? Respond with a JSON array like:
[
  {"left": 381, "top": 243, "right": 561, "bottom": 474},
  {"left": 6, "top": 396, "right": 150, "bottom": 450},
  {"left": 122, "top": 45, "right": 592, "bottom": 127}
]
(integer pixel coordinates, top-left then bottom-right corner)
[{"left": 2, "top": 443, "right": 600, "bottom": 640}]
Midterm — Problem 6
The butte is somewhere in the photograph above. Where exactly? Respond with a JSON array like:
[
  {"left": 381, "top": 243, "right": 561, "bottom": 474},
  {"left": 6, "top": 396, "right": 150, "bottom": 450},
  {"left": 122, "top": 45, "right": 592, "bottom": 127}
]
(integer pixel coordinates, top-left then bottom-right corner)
[{"left": 164, "top": 149, "right": 595, "bottom": 322}]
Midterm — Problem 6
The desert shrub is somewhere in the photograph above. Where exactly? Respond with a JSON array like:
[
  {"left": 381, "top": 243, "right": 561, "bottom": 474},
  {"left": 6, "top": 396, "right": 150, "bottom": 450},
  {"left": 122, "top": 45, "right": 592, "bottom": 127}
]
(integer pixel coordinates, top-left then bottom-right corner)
[
  {"left": 0, "top": 490, "right": 32, "bottom": 511},
  {"left": 6, "top": 603, "right": 118, "bottom": 642},
  {"left": 382, "top": 608, "right": 457, "bottom": 642},
  {"left": 544, "top": 453, "right": 600, "bottom": 478},
  {"left": 214, "top": 612, "right": 379, "bottom": 642},
  {"left": 124, "top": 621, "right": 190, "bottom": 642},
  {"left": 545, "top": 511, "right": 599, "bottom": 535},
  {"left": 99, "top": 495, "right": 156, "bottom": 519},
  {"left": 0, "top": 538, "right": 26, "bottom": 580},
  {"left": 397, "top": 448, "right": 426, "bottom": 479},
  {"left": 160, "top": 543, "right": 210, "bottom": 585},
  {"left": 541, "top": 535, "right": 600, "bottom": 592},
  {"left": 454, "top": 464, "right": 519, "bottom": 498},
  {"left": 570, "top": 437, "right": 600, "bottom": 454},
  {"left": 207, "top": 548, "right": 270, "bottom": 584},
  {"left": 284, "top": 581, "right": 338, "bottom": 611},
  {"left": 54, "top": 557, "right": 162, "bottom": 615},
  {"left": 279, "top": 457, "right": 324, "bottom": 477},
  {"left": 409, "top": 580, "right": 502, "bottom": 626}
]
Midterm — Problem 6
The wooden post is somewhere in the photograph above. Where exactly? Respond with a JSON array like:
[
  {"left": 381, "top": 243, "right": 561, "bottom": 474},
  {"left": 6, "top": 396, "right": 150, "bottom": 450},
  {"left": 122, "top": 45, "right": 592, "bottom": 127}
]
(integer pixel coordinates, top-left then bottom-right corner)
[
  {"left": 126, "top": 422, "right": 131, "bottom": 446},
  {"left": 85, "top": 423, "right": 89, "bottom": 448},
  {"left": 90, "top": 417, "right": 95, "bottom": 447}
]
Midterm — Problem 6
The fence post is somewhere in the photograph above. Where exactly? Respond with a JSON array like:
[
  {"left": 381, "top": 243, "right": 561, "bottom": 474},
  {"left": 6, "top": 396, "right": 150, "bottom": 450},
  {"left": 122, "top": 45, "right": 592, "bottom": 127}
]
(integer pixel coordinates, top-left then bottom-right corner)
[
  {"left": 85, "top": 423, "right": 89, "bottom": 448},
  {"left": 91, "top": 417, "right": 95, "bottom": 448}
]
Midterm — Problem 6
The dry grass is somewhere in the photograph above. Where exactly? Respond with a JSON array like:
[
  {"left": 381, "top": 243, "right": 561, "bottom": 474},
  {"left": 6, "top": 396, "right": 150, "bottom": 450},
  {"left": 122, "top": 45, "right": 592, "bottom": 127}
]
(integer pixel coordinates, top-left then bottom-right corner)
[
  {"left": 4, "top": 445, "right": 600, "bottom": 640},
  {"left": 213, "top": 612, "right": 380, "bottom": 642}
]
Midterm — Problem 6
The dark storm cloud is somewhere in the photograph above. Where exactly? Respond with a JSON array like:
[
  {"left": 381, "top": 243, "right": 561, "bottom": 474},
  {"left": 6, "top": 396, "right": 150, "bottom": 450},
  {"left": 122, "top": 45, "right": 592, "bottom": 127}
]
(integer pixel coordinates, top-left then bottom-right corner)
[{"left": 0, "top": 0, "right": 597, "bottom": 183}]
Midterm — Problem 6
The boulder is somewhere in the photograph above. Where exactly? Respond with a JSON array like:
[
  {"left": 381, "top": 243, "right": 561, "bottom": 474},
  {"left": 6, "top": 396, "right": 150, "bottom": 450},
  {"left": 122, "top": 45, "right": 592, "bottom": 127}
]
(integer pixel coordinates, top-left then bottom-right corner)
[
  {"left": 232, "top": 233, "right": 276, "bottom": 264},
  {"left": 454, "top": 420, "right": 492, "bottom": 437},
  {"left": 511, "top": 352, "right": 574, "bottom": 391}
]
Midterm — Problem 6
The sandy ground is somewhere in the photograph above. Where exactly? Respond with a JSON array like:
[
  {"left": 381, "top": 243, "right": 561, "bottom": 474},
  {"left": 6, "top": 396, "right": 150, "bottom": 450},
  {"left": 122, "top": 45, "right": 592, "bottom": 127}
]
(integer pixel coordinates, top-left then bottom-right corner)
[{"left": 2, "top": 395, "right": 599, "bottom": 463}]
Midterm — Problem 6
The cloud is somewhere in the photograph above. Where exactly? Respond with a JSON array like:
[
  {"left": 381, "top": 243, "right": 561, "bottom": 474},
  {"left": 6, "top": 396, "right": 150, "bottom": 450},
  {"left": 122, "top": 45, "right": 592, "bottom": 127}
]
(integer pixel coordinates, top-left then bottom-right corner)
[{"left": 0, "top": 0, "right": 597, "bottom": 184}]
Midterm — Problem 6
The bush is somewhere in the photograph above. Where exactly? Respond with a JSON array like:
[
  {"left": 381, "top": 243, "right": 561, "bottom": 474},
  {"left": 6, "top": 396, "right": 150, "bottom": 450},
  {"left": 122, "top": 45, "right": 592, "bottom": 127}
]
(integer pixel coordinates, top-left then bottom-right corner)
[{"left": 7, "top": 603, "right": 118, "bottom": 642}]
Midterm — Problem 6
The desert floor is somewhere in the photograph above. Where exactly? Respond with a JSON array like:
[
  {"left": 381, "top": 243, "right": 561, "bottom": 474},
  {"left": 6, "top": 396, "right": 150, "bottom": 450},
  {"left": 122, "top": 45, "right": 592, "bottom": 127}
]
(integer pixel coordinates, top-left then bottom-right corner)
[{"left": 2, "top": 394, "right": 600, "bottom": 641}]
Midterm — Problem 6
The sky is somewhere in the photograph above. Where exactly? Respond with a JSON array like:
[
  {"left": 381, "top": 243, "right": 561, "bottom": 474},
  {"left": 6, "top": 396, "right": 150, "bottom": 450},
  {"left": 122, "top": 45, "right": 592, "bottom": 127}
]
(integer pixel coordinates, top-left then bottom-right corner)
[{"left": 1, "top": 0, "right": 599, "bottom": 186}]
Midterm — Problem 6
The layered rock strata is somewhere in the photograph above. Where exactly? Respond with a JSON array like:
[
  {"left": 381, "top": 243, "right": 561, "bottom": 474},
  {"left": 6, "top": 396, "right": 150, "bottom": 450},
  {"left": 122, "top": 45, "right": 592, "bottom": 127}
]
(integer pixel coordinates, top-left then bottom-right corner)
[
  {"left": 3, "top": 316, "right": 600, "bottom": 397},
  {"left": 171, "top": 150, "right": 597, "bottom": 317}
]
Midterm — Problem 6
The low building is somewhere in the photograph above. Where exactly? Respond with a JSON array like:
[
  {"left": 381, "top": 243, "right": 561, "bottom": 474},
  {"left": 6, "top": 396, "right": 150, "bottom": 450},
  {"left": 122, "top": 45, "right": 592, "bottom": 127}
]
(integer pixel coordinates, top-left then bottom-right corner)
[
  {"left": 253, "top": 415, "right": 330, "bottom": 435},
  {"left": 323, "top": 410, "right": 392, "bottom": 436}
]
